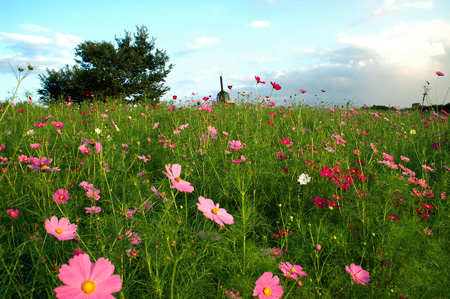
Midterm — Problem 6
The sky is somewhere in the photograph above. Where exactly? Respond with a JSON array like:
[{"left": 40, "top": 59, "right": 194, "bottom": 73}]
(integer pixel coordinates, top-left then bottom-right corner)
[{"left": 1, "top": 0, "right": 449, "bottom": 107}]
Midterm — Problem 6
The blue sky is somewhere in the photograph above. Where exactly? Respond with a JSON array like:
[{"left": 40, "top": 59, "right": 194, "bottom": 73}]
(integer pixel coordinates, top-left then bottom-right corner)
[{"left": 1, "top": 0, "right": 449, "bottom": 107}]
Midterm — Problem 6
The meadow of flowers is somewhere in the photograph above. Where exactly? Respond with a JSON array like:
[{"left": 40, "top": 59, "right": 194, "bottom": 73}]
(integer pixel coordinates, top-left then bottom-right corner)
[{"left": 1, "top": 71, "right": 449, "bottom": 298}]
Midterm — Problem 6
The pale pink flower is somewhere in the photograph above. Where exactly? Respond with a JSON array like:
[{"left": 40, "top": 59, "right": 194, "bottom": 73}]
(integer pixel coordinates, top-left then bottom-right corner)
[
  {"left": 30, "top": 143, "right": 41, "bottom": 149},
  {"left": 53, "top": 189, "right": 70, "bottom": 204},
  {"left": 400, "top": 156, "right": 410, "bottom": 162},
  {"left": 152, "top": 122, "right": 159, "bottom": 129},
  {"left": 163, "top": 164, "right": 194, "bottom": 193},
  {"left": 229, "top": 140, "right": 244, "bottom": 152},
  {"left": 151, "top": 186, "right": 169, "bottom": 201},
  {"left": 196, "top": 196, "right": 234, "bottom": 227},
  {"left": 125, "top": 230, "right": 141, "bottom": 245},
  {"left": 253, "top": 272, "right": 283, "bottom": 299},
  {"left": 28, "top": 157, "right": 60, "bottom": 171},
  {"left": 279, "top": 262, "right": 307, "bottom": 280},
  {"left": 54, "top": 254, "right": 122, "bottom": 298},
  {"left": 45, "top": 216, "right": 77, "bottom": 241},
  {"left": 345, "top": 264, "right": 370, "bottom": 285},
  {"left": 85, "top": 206, "right": 101, "bottom": 214},
  {"left": 422, "top": 164, "right": 435, "bottom": 172}
]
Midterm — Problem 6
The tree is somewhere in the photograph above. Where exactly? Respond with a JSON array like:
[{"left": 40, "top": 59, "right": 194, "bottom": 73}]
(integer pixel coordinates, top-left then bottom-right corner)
[{"left": 38, "top": 25, "right": 173, "bottom": 104}]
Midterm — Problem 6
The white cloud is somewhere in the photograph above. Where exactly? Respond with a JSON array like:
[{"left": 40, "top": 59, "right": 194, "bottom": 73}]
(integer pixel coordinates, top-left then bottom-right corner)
[
  {"left": 186, "top": 36, "right": 220, "bottom": 50},
  {"left": 366, "top": 0, "right": 434, "bottom": 19},
  {"left": 337, "top": 20, "right": 449, "bottom": 69},
  {"left": 250, "top": 20, "right": 271, "bottom": 28},
  {"left": 0, "top": 28, "right": 82, "bottom": 73}
]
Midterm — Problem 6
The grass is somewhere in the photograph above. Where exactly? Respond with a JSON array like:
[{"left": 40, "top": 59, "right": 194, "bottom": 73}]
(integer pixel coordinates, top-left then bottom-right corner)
[{"left": 1, "top": 82, "right": 449, "bottom": 298}]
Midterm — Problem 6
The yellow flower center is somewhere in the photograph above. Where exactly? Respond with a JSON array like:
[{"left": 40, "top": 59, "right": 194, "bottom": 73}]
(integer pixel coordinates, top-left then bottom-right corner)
[
  {"left": 91, "top": 139, "right": 96, "bottom": 144},
  {"left": 59, "top": 195, "right": 64, "bottom": 200},
  {"left": 174, "top": 177, "right": 181, "bottom": 183},
  {"left": 354, "top": 273, "right": 359, "bottom": 278},
  {"left": 55, "top": 228, "right": 63, "bottom": 234},
  {"left": 161, "top": 192, "right": 166, "bottom": 197},
  {"left": 212, "top": 207, "right": 218, "bottom": 215},
  {"left": 263, "top": 286, "right": 271, "bottom": 296},
  {"left": 41, "top": 165, "right": 48, "bottom": 169},
  {"left": 82, "top": 280, "right": 96, "bottom": 294},
  {"left": 91, "top": 207, "right": 96, "bottom": 211}
]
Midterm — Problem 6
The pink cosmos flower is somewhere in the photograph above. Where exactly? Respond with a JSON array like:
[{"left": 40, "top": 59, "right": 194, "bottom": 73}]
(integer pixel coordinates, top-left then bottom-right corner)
[
  {"left": 137, "top": 155, "right": 151, "bottom": 162},
  {"left": 45, "top": 216, "right": 77, "bottom": 241},
  {"left": 270, "top": 81, "right": 281, "bottom": 90},
  {"left": 255, "top": 76, "right": 266, "bottom": 84},
  {"left": 196, "top": 196, "right": 234, "bottom": 227},
  {"left": 345, "top": 264, "right": 370, "bottom": 285},
  {"left": 28, "top": 157, "right": 60, "bottom": 171},
  {"left": 229, "top": 140, "right": 244, "bottom": 152},
  {"left": 279, "top": 262, "right": 307, "bottom": 280},
  {"left": 382, "top": 152, "right": 394, "bottom": 161},
  {"left": 253, "top": 272, "right": 283, "bottom": 299},
  {"left": 151, "top": 186, "right": 169, "bottom": 201},
  {"left": 400, "top": 156, "right": 410, "bottom": 162},
  {"left": 54, "top": 254, "right": 122, "bottom": 298},
  {"left": 81, "top": 138, "right": 102, "bottom": 153},
  {"left": 30, "top": 143, "right": 41, "bottom": 149},
  {"left": 422, "top": 164, "right": 435, "bottom": 172},
  {"left": 299, "top": 89, "right": 308, "bottom": 93},
  {"left": 163, "top": 164, "right": 194, "bottom": 193},
  {"left": 125, "top": 230, "right": 141, "bottom": 245},
  {"left": 53, "top": 189, "right": 70, "bottom": 204},
  {"left": 85, "top": 206, "right": 101, "bottom": 214},
  {"left": 18, "top": 155, "right": 31, "bottom": 163},
  {"left": 7, "top": 209, "right": 20, "bottom": 218},
  {"left": 435, "top": 71, "right": 445, "bottom": 76},
  {"left": 34, "top": 122, "right": 46, "bottom": 128},
  {"left": 51, "top": 121, "right": 64, "bottom": 128}
]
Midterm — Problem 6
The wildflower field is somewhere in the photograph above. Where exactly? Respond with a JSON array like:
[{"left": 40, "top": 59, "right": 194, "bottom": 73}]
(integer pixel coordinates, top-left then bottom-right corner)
[{"left": 1, "top": 76, "right": 450, "bottom": 298}]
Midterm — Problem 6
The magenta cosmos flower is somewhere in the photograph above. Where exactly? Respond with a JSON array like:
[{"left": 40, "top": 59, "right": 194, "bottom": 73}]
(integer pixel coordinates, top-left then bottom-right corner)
[
  {"left": 345, "top": 263, "right": 370, "bottom": 285},
  {"left": 270, "top": 81, "right": 281, "bottom": 90},
  {"left": 197, "top": 196, "right": 234, "bottom": 227},
  {"left": 279, "top": 261, "right": 307, "bottom": 280},
  {"left": 45, "top": 216, "right": 77, "bottom": 241},
  {"left": 54, "top": 254, "right": 122, "bottom": 298},
  {"left": 435, "top": 71, "right": 445, "bottom": 76},
  {"left": 163, "top": 164, "right": 194, "bottom": 193},
  {"left": 299, "top": 89, "right": 308, "bottom": 93},
  {"left": 255, "top": 76, "right": 266, "bottom": 84},
  {"left": 53, "top": 189, "right": 70, "bottom": 204},
  {"left": 253, "top": 272, "right": 283, "bottom": 299},
  {"left": 7, "top": 209, "right": 20, "bottom": 218},
  {"left": 28, "top": 157, "right": 60, "bottom": 171}
]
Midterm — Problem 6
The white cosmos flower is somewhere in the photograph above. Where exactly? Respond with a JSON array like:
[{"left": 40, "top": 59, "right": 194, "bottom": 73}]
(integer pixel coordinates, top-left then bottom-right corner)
[{"left": 298, "top": 173, "right": 311, "bottom": 185}]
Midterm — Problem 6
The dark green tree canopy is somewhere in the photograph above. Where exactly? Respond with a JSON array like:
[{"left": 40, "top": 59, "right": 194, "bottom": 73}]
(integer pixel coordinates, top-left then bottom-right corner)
[{"left": 38, "top": 25, "right": 173, "bottom": 104}]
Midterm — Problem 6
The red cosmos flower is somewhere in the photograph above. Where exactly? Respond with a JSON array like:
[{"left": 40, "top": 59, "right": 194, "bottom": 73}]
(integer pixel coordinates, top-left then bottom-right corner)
[
  {"left": 255, "top": 76, "right": 265, "bottom": 84},
  {"left": 227, "top": 85, "right": 232, "bottom": 90},
  {"left": 202, "top": 97, "right": 209, "bottom": 101},
  {"left": 267, "top": 120, "right": 275, "bottom": 126},
  {"left": 416, "top": 208, "right": 430, "bottom": 219},
  {"left": 279, "top": 138, "right": 293, "bottom": 147},
  {"left": 420, "top": 203, "right": 435, "bottom": 211},
  {"left": 321, "top": 89, "right": 326, "bottom": 92},
  {"left": 173, "top": 95, "right": 177, "bottom": 100},
  {"left": 435, "top": 71, "right": 445, "bottom": 77},
  {"left": 271, "top": 81, "right": 281, "bottom": 90}
]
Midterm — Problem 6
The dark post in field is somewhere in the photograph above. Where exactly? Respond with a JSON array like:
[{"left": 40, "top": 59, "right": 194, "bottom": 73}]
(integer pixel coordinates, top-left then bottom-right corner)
[{"left": 216, "top": 76, "right": 230, "bottom": 102}]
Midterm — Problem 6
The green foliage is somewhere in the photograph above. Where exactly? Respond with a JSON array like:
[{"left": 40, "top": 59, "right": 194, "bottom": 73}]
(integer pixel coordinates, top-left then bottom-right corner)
[
  {"left": 1, "top": 97, "right": 449, "bottom": 298},
  {"left": 38, "top": 25, "right": 173, "bottom": 104}
]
